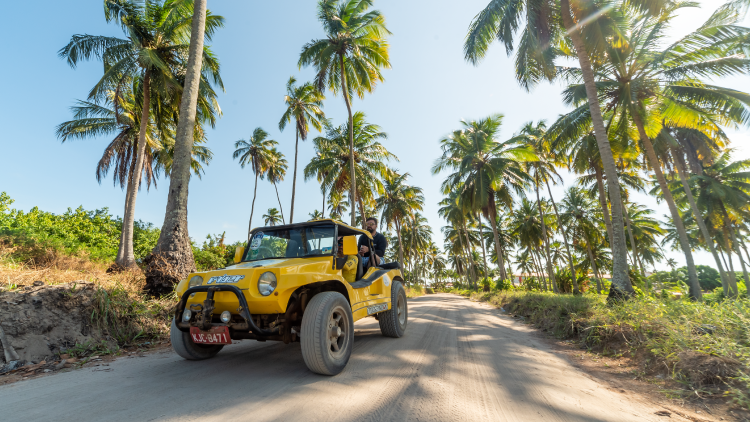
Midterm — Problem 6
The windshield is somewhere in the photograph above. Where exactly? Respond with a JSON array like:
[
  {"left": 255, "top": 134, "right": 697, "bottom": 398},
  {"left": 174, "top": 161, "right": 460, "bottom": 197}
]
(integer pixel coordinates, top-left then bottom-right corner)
[{"left": 243, "top": 224, "right": 336, "bottom": 261}]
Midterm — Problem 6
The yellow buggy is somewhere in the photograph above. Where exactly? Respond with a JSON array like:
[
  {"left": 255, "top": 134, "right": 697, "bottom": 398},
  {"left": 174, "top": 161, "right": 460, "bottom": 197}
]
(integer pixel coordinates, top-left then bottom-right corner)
[{"left": 170, "top": 219, "right": 407, "bottom": 375}]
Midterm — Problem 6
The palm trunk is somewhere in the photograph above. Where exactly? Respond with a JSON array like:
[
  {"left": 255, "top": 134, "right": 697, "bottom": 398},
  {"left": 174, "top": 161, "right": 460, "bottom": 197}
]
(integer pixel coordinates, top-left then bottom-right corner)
[
  {"left": 461, "top": 220, "right": 478, "bottom": 289},
  {"left": 248, "top": 171, "right": 259, "bottom": 237},
  {"left": 357, "top": 196, "right": 366, "bottom": 229},
  {"left": 561, "top": 0, "right": 632, "bottom": 297},
  {"left": 545, "top": 179, "right": 579, "bottom": 294},
  {"left": 593, "top": 165, "right": 615, "bottom": 244},
  {"left": 631, "top": 111, "right": 701, "bottom": 300},
  {"left": 622, "top": 202, "right": 640, "bottom": 274},
  {"left": 289, "top": 130, "right": 300, "bottom": 223},
  {"left": 114, "top": 173, "right": 133, "bottom": 268},
  {"left": 535, "top": 181, "right": 559, "bottom": 293},
  {"left": 724, "top": 208, "right": 748, "bottom": 297},
  {"left": 144, "top": 0, "right": 206, "bottom": 296},
  {"left": 274, "top": 183, "right": 285, "bottom": 224},
  {"left": 322, "top": 189, "right": 326, "bottom": 218},
  {"left": 724, "top": 242, "right": 739, "bottom": 297},
  {"left": 455, "top": 226, "right": 470, "bottom": 285},
  {"left": 117, "top": 69, "right": 151, "bottom": 269},
  {"left": 477, "top": 217, "right": 489, "bottom": 284},
  {"left": 487, "top": 211, "right": 508, "bottom": 281},
  {"left": 338, "top": 55, "right": 357, "bottom": 227},
  {"left": 396, "top": 220, "right": 405, "bottom": 266},
  {"left": 531, "top": 249, "right": 547, "bottom": 291},
  {"left": 582, "top": 227, "right": 603, "bottom": 293},
  {"left": 673, "top": 153, "right": 730, "bottom": 294}
]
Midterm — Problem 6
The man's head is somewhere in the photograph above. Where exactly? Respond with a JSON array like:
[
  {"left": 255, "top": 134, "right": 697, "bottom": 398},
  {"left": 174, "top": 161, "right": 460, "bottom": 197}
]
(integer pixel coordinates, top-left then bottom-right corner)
[{"left": 365, "top": 217, "right": 377, "bottom": 234}]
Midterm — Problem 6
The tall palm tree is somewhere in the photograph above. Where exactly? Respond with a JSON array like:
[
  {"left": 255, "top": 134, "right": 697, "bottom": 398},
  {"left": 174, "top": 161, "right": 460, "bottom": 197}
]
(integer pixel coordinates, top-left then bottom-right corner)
[
  {"left": 265, "top": 148, "right": 289, "bottom": 224},
  {"left": 263, "top": 208, "right": 283, "bottom": 226},
  {"left": 561, "top": 187, "right": 606, "bottom": 293},
  {"left": 439, "top": 191, "right": 479, "bottom": 288},
  {"left": 561, "top": 4, "right": 750, "bottom": 300},
  {"left": 304, "top": 112, "right": 395, "bottom": 227},
  {"left": 690, "top": 153, "right": 750, "bottom": 297},
  {"left": 60, "top": 0, "right": 223, "bottom": 270},
  {"left": 299, "top": 0, "right": 391, "bottom": 226},
  {"left": 462, "top": 0, "right": 663, "bottom": 297},
  {"left": 514, "top": 121, "right": 572, "bottom": 293},
  {"left": 233, "top": 128, "right": 277, "bottom": 238},
  {"left": 375, "top": 171, "right": 424, "bottom": 266},
  {"left": 432, "top": 115, "right": 533, "bottom": 281},
  {"left": 279, "top": 76, "right": 325, "bottom": 223}
]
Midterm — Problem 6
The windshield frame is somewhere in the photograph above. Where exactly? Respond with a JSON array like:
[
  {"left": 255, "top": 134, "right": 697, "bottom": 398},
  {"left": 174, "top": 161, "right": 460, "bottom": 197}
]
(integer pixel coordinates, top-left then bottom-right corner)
[{"left": 242, "top": 223, "right": 338, "bottom": 262}]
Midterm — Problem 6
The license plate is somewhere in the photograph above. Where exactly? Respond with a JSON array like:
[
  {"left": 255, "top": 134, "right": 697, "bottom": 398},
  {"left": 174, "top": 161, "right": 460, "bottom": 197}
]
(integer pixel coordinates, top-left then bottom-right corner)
[{"left": 189, "top": 326, "right": 232, "bottom": 345}]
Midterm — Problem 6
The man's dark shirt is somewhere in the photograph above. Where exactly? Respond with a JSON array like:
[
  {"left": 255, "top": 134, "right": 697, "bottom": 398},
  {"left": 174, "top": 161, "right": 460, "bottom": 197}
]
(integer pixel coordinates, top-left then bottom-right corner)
[{"left": 358, "top": 231, "right": 387, "bottom": 258}]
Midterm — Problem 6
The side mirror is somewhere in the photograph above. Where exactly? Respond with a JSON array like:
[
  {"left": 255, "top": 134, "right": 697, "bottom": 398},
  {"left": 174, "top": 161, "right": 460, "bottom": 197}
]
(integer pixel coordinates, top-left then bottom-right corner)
[
  {"left": 341, "top": 236, "right": 357, "bottom": 255},
  {"left": 234, "top": 246, "right": 245, "bottom": 263}
]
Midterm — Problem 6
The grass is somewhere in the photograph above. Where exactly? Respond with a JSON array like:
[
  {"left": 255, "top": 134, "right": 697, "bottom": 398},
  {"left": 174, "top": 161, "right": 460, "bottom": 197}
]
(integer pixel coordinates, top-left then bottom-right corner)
[
  {"left": 454, "top": 289, "right": 750, "bottom": 410},
  {"left": 405, "top": 284, "right": 425, "bottom": 298}
]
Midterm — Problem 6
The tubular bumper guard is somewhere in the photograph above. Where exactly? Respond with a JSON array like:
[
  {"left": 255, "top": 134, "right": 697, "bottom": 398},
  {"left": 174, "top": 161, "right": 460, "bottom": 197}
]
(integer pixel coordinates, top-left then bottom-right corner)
[{"left": 174, "top": 285, "right": 276, "bottom": 337}]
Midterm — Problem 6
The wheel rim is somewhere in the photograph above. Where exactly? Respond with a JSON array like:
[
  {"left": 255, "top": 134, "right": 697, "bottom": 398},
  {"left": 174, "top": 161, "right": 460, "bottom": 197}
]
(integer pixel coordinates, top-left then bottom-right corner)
[
  {"left": 327, "top": 305, "right": 349, "bottom": 359},
  {"left": 397, "top": 293, "right": 406, "bottom": 326}
]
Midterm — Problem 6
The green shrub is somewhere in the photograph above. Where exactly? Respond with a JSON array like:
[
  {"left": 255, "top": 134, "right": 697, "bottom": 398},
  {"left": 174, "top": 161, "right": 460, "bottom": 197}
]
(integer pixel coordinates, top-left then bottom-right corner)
[{"left": 494, "top": 278, "right": 513, "bottom": 291}]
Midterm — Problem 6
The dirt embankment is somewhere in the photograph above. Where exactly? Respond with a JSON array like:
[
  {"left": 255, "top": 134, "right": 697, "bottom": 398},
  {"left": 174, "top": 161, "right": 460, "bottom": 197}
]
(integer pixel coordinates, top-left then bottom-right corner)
[{"left": 0, "top": 281, "right": 109, "bottom": 370}]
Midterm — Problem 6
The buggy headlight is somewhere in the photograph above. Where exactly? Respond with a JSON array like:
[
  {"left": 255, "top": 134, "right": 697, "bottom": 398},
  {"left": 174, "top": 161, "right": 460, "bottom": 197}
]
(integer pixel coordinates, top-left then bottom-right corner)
[
  {"left": 258, "top": 272, "right": 277, "bottom": 296},
  {"left": 188, "top": 275, "right": 203, "bottom": 288}
]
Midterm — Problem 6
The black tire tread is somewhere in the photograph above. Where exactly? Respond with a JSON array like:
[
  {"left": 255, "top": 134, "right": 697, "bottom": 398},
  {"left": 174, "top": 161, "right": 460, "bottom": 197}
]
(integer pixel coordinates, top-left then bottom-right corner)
[
  {"left": 300, "top": 292, "right": 352, "bottom": 375},
  {"left": 170, "top": 319, "right": 223, "bottom": 360},
  {"left": 378, "top": 281, "right": 407, "bottom": 338}
]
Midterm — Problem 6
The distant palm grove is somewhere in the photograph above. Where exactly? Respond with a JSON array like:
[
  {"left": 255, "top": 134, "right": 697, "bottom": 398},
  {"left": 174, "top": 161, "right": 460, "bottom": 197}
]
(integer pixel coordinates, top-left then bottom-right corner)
[{"left": 12, "top": 0, "right": 742, "bottom": 300}]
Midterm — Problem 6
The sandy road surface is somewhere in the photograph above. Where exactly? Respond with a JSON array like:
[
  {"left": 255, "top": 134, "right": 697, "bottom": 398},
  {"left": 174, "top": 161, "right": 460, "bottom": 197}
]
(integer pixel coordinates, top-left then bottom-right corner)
[{"left": 1, "top": 293, "right": 686, "bottom": 422}]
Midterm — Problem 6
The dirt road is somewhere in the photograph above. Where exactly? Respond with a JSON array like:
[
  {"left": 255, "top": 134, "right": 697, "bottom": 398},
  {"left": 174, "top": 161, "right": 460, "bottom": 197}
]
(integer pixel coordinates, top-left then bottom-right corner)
[{"left": 0, "top": 293, "right": 688, "bottom": 422}]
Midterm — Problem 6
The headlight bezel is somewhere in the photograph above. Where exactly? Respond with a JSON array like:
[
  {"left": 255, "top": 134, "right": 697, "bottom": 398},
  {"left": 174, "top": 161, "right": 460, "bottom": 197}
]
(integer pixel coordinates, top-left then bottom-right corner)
[
  {"left": 257, "top": 271, "right": 277, "bottom": 296},
  {"left": 188, "top": 275, "right": 204, "bottom": 288}
]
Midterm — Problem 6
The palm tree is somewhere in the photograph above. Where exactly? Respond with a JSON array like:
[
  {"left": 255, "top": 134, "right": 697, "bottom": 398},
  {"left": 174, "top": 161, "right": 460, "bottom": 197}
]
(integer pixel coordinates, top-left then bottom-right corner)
[
  {"left": 561, "top": 4, "right": 750, "bottom": 300},
  {"left": 463, "top": 0, "right": 658, "bottom": 297},
  {"left": 328, "top": 191, "right": 349, "bottom": 221},
  {"left": 514, "top": 121, "right": 571, "bottom": 293},
  {"left": 262, "top": 208, "right": 283, "bottom": 226},
  {"left": 561, "top": 187, "right": 606, "bottom": 293},
  {"left": 375, "top": 171, "right": 424, "bottom": 266},
  {"left": 304, "top": 112, "right": 395, "bottom": 227},
  {"left": 59, "top": 0, "right": 223, "bottom": 270},
  {"left": 265, "top": 148, "right": 288, "bottom": 224},
  {"left": 233, "top": 128, "right": 277, "bottom": 238},
  {"left": 279, "top": 76, "right": 325, "bottom": 223},
  {"left": 666, "top": 258, "right": 678, "bottom": 271},
  {"left": 439, "top": 191, "right": 479, "bottom": 289},
  {"left": 299, "top": 0, "right": 391, "bottom": 226},
  {"left": 309, "top": 210, "right": 324, "bottom": 220},
  {"left": 690, "top": 153, "right": 750, "bottom": 297},
  {"left": 432, "top": 115, "right": 533, "bottom": 281},
  {"left": 665, "top": 127, "right": 732, "bottom": 292}
]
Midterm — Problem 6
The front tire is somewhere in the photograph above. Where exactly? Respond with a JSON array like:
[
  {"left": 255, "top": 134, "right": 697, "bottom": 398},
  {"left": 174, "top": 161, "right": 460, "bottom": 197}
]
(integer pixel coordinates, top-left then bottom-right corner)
[
  {"left": 300, "top": 292, "right": 353, "bottom": 375},
  {"left": 379, "top": 280, "right": 407, "bottom": 338},
  {"left": 170, "top": 319, "right": 223, "bottom": 360}
]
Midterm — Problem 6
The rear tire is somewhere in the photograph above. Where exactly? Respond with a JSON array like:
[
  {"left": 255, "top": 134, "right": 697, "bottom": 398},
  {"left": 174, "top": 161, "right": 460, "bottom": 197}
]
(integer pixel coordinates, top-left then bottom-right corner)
[
  {"left": 379, "top": 280, "right": 407, "bottom": 338},
  {"left": 300, "top": 292, "right": 353, "bottom": 375},
  {"left": 170, "top": 319, "right": 223, "bottom": 360}
]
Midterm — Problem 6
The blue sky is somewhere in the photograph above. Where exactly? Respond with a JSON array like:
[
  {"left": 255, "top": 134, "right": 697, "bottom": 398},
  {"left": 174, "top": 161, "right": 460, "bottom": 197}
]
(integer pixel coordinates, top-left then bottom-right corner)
[{"left": 1, "top": 0, "right": 748, "bottom": 271}]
